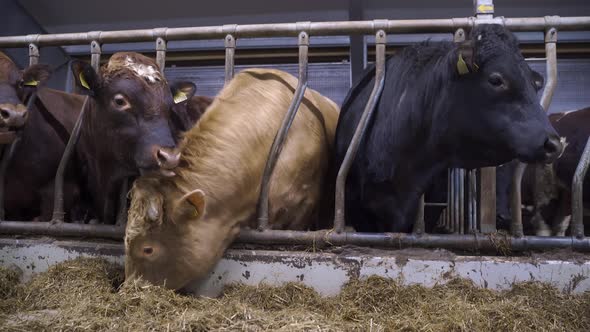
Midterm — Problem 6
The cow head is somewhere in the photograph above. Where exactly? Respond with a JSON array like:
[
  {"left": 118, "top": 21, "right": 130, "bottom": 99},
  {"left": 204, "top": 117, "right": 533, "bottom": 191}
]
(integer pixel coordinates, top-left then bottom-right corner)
[
  {"left": 446, "top": 24, "right": 563, "bottom": 168},
  {"left": 125, "top": 177, "right": 229, "bottom": 290},
  {"left": 70, "top": 52, "right": 196, "bottom": 177},
  {"left": 0, "top": 53, "right": 51, "bottom": 129}
]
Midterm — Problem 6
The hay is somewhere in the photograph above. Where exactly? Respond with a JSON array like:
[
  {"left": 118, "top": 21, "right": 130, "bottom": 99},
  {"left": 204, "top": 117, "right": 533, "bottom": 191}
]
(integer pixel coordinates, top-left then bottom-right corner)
[{"left": 0, "top": 258, "right": 589, "bottom": 331}]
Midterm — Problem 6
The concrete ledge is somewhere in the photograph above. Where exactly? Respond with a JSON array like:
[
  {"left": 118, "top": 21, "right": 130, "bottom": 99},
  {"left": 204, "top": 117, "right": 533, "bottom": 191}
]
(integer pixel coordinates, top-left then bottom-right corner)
[{"left": 1, "top": 237, "right": 589, "bottom": 296}]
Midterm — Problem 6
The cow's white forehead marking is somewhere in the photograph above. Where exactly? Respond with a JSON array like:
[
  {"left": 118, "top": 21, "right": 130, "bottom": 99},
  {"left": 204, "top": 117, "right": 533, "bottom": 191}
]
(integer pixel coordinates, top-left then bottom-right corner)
[{"left": 123, "top": 56, "right": 162, "bottom": 83}]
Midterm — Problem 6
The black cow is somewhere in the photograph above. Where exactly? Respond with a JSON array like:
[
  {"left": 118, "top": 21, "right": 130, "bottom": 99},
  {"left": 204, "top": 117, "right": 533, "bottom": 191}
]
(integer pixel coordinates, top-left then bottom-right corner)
[{"left": 332, "top": 24, "right": 563, "bottom": 233}]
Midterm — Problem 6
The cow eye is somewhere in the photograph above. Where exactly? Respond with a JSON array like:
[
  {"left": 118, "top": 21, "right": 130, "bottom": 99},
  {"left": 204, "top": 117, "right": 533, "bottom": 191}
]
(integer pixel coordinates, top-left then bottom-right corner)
[
  {"left": 112, "top": 94, "right": 131, "bottom": 110},
  {"left": 488, "top": 73, "right": 505, "bottom": 88},
  {"left": 143, "top": 247, "right": 154, "bottom": 255}
]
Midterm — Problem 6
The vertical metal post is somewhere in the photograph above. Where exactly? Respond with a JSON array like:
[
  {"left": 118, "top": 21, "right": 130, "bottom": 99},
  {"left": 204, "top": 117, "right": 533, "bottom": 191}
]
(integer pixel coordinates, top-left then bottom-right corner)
[
  {"left": 52, "top": 40, "right": 100, "bottom": 223},
  {"left": 572, "top": 138, "right": 590, "bottom": 238},
  {"left": 28, "top": 42, "right": 39, "bottom": 66},
  {"left": 257, "top": 25, "right": 310, "bottom": 230},
  {"left": 449, "top": 169, "right": 456, "bottom": 233},
  {"left": 445, "top": 169, "right": 452, "bottom": 232},
  {"left": 459, "top": 169, "right": 465, "bottom": 234},
  {"left": 155, "top": 36, "right": 167, "bottom": 71},
  {"left": 333, "top": 21, "right": 388, "bottom": 233},
  {"left": 223, "top": 25, "right": 237, "bottom": 84},
  {"left": 116, "top": 179, "right": 128, "bottom": 226},
  {"left": 510, "top": 25, "right": 558, "bottom": 236},
  {"left": 413, "top": 195, "right": 425, "bottom": 234},
  {"left": 467, "top": 169, "right": 478, "bottom": 233}
]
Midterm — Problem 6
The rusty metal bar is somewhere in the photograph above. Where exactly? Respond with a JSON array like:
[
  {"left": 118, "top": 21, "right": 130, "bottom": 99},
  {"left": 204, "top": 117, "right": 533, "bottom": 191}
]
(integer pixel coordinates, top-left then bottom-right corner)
[
  {"left": 0, "top": 222, "right": 588, "bottom": 252},
  {"left": 572, "top": 137, "right": 590, "bottom": 238},
  {"left": 334, "top": 24, "right": 387, "bottom": 233},
  {"left": 0, "top": 17, "right": 589, "bottom": 47},
  {"left": 257, "top": 27, "right": 310, "bottom": 230},
  {"left": 413, "top": 195, "right": 425, "bottom": 234},
  {"left": 510, "top": 27, "right": 558, "bottom": 236}
]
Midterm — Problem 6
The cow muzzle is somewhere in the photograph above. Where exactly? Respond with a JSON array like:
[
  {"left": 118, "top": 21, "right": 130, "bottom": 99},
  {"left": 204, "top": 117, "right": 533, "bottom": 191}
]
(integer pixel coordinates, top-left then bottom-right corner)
[
  {"left": 542, "top": 134, "right": 564, "bottom": 164},
  {"left": 0, "top": 103, "right": 28, "bottom": 128},
  {"left": 153, "top": 146, "right": 181, "bottom": 176}
]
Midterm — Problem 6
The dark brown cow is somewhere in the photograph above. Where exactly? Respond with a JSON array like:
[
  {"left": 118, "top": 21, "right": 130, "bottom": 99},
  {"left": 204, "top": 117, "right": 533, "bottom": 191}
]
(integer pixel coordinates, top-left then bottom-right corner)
[
  {"left": 0, "top": 52, "right": 51, "bottom": 129},
  {"left": 3, "top": 88, "right": 86, "bottom": 221},
  {"left": 496, "top": 107, "right": 590, "bottom": 236},
  {"left": 69, "top": 52, "right": 201, "bottom": 224}
]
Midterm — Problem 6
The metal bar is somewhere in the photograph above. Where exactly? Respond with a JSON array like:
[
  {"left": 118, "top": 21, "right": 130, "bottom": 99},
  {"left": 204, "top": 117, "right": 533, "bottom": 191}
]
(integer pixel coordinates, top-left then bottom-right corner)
[
  {"left": 51, "top": 97, "right": 89, "bottom": 223},
  {"left": 445, "top": 169, "right": 452, "bottom": 232},
  {"left": 413, "top": 195, "right": 425, "bottom": 234},
  {"left": 474, "top": 0, "right": 494, "bottom": 20},
  {"left": 0, "top": 17, "right": 588, "bottom": 47},
  {"left": 155, "top": 37, "right": 167, "bottom": 70},
  {"left": 510, "top": 27, "right": 558, "bottom": 236},
  {"left": 52, "top": 41, "right": 100, "bottom": 223},
  {"left": 256, "top": 28, "right": 310, "bottom": 230},
  {"left": 425, "top": 202, "right": 447, "bottom": 207},
  {"left": 450, "top": 169, "right": 456, "bottom": 233},
  {"left": 224, "top": 34, "right": 236, "bottom": 84},
  {"left": 0, "top": 222, "right": 588, "bottom": 252},
  {"left": 334, "top": 24, "right": 387, "bottom": 233},
  {"left": 28, "top": 43, "right": 39, "bottom": 66},
  {"left": 572, "top": 137, "right": 590, "bottom": 238},
  {"left": 459, "top": 169, "right": 465, "bottom": 234},
  {"left": 468, "top": 169, "right": 478, "bottom": 233},
  {"left": 479, "top": 167, "right": 496, "bottom": 233}
]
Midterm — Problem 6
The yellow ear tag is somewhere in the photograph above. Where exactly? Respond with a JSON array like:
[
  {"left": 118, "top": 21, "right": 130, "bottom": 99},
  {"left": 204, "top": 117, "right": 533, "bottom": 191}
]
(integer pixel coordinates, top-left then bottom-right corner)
[
  {"left": 79, "top": 72, "right": 90, "bottom": 90},
  {"left": 457, "top": 53, "right": 470, "bottom": 75},
  {"left": 173, "top": 90, "right": 188, "bottom": 104},
  {"left": 23, "top": 80, "right": 39, "bottom": 87}
]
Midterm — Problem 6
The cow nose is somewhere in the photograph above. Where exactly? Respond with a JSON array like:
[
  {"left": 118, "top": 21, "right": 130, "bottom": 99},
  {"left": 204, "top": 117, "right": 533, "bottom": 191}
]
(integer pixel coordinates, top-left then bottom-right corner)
[
  {"left": 0, "top": 104, "right": 28, "bottom": 128},
  {"left": 155, "top": 147, "right": 180, "bottom": 169},
  {"left": 543, "top": 134, "right": 563, "bottom": 163}
]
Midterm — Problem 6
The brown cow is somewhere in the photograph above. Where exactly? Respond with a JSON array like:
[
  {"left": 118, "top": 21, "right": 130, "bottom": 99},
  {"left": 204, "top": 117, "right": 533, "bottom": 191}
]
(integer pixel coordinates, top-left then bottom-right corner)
[
  {"left": 70, "top": 52, "right": 199, "bottom": 224},
  {"left": 496, "top": 108, "right": 590, "bottom": 236},
  {"left": 0, "top": 52, "right": 51, "bottom": 129},
  {"left": 3, "top": 87, "right": 86, "bottom": 221},
  {"left": 125, "top": 68, "right": 339, "bottom": 289}
]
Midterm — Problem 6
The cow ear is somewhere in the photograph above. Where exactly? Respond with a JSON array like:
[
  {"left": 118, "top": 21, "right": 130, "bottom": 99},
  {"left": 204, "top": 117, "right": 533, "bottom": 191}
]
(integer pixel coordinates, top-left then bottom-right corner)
[
  {"left": 70, "top": 60, "right": 100, "bottom": 94},
  {"left": 531, "top": 70, "right": 544, "bottom": 91},
  {"left": 170, "top": 81, "right": 196, "bottom": 104},
  {"left": 456, "top": 41, "right": 477, "bottom": 76},
  {"left": 20, "top": 64, "right": 52, "bottom": 88},
  {"left": 172, "top": 189, "right": 206, "bottom": 222}
]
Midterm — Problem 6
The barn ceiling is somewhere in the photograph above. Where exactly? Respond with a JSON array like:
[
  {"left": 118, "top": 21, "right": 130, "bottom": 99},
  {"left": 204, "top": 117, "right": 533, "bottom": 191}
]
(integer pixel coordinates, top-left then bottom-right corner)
[{"left": 18, "top": 0, "right": 590, "bottom": 34}]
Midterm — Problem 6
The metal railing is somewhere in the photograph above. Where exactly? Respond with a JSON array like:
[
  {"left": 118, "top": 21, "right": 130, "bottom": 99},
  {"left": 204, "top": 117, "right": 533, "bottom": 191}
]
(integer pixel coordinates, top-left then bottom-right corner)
[{"left": 0, "top": 10, "right": 590, "bottom": 253}]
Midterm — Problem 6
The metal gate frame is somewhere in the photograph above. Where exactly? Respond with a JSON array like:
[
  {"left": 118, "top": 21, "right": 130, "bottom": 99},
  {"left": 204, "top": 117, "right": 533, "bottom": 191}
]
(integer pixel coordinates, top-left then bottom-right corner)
[{"left": 0, "top": 2, "right": 590, "bottom": 253}]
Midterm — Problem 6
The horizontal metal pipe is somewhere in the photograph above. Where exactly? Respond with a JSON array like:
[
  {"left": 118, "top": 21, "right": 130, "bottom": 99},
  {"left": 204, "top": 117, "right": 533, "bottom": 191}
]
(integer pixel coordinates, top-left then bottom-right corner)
[
  {"left": 236, "top": 230, "right": 590, "bottom": 252},
  {"left": 0, "top": 17, "right": 588, "bottom": 47},
  {"left": 0, "top": 221, "right": 588, "bottom": 252},
  {"left": 0, "top": 221, "right": 124, "bottom": 239}
]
